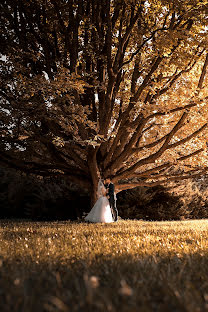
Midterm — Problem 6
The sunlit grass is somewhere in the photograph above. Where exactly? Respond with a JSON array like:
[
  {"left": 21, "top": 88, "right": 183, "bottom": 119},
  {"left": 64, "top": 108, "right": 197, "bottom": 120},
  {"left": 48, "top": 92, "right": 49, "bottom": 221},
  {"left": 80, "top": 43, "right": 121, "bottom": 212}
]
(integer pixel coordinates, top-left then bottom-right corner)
[{"left": 1, "top": 219, "right": 208, "bottom": 311}]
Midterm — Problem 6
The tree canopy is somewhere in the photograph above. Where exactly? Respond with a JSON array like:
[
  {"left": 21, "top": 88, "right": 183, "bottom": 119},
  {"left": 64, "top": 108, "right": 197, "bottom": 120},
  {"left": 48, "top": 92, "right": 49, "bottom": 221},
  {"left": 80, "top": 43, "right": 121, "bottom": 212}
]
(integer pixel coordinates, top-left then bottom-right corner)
[{"left": 0, "top": 0, "right": 208, "bottom": 202}]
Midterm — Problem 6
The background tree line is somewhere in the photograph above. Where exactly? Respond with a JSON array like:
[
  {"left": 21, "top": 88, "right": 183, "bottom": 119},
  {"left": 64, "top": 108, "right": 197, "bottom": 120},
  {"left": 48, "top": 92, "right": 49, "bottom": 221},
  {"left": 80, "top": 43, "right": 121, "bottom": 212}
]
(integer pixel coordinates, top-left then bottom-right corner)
[{"left": 1, "top": 166, "right": 208, "bottom": 221}]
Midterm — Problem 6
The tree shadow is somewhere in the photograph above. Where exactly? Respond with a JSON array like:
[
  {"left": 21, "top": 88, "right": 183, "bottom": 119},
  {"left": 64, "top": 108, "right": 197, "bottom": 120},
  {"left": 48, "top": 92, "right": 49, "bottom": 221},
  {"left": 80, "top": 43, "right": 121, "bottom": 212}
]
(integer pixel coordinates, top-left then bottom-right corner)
[{"left": 0, "top": 250, "right": 208, "bottom": 312}]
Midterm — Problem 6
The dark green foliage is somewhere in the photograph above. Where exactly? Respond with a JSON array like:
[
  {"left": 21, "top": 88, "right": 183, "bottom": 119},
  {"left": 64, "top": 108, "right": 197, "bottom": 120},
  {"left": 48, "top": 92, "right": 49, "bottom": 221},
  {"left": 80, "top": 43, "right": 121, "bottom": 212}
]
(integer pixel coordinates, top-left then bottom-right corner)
[
  {"left": 0, "top": 167, "right": 90, "bottom": 220},
  {"left": 118, "top": 181, "right": 208, "bottom": 220},
  {"left": 118, "top": 186, "right": 183, "bottom": 220}
]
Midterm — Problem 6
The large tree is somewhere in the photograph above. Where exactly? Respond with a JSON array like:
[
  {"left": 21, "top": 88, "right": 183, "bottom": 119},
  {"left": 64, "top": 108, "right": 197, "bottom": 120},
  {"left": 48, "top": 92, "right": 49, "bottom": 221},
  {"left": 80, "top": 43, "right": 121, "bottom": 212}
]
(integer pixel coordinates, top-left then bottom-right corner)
[{"left": 1, "top": 0, "right": 208, "bottom": 203}]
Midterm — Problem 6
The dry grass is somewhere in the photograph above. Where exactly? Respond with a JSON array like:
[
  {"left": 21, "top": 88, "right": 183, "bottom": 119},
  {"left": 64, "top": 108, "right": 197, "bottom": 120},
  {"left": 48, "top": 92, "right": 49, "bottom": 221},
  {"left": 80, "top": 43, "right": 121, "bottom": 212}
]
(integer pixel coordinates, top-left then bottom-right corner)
[{"left": 1, "top": 219, "right": 208, "bottom": 311}]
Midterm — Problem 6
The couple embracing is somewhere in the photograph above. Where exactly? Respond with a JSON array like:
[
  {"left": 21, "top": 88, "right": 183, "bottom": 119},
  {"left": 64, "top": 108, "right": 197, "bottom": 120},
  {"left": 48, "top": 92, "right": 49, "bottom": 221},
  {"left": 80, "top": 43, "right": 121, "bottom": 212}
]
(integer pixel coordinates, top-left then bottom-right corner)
[{"left": 85, "top": 178, "right": 118, "bottom": 223}]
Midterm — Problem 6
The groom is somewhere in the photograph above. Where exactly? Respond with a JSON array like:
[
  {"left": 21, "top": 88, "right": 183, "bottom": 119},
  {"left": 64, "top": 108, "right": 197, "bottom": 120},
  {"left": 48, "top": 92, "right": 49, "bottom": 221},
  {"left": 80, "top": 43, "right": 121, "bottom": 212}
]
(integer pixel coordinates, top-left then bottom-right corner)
[{"left": 105, "top": 177, "right": 118, "bottom": 221}]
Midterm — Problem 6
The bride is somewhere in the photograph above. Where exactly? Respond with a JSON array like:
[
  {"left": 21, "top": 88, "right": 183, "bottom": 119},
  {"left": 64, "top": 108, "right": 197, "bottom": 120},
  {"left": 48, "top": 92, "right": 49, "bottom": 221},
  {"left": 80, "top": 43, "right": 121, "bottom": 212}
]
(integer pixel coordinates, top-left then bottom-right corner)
[{"left": 85, "top": 179, "right": 114, "bottom": 223}]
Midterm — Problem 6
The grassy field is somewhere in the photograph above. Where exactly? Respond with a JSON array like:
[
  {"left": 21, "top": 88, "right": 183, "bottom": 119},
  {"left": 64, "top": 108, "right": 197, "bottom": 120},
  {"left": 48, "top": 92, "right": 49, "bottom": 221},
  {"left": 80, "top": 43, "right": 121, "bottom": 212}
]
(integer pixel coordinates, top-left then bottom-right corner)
[{"left": 1, "top": 219, "right": 208, "bottom": 312}]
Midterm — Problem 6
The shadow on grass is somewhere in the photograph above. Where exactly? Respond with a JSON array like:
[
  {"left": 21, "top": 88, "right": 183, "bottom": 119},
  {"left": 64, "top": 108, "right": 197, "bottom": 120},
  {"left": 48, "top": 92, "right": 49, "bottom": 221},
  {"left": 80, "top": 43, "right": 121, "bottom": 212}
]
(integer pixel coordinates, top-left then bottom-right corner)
[{"left": 0, "top": 251, "right": 208, "bottom": 312}]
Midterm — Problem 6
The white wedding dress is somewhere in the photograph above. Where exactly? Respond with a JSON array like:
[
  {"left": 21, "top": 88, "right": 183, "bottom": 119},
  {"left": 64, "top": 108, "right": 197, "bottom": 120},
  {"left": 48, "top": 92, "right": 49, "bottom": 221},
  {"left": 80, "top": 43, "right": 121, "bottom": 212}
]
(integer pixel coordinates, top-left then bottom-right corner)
[{"left": 85, "top": 180, "right": 114, "bottom": 223}]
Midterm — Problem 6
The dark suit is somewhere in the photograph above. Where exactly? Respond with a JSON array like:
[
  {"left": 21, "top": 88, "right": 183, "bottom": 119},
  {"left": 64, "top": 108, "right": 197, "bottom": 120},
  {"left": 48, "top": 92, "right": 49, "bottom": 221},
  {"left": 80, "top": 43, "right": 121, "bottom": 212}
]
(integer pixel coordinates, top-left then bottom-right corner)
[{"left": 105, "top": 182, "right": 118, "bottom": 221}]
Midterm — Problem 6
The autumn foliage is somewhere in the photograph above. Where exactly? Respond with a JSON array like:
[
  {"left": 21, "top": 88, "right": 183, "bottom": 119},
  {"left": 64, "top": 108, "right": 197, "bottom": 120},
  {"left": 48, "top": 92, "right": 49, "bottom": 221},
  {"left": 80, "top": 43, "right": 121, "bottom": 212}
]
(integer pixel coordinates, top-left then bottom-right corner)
[{"left": 0, "top": 0, "right": 208, "bottom": 203}]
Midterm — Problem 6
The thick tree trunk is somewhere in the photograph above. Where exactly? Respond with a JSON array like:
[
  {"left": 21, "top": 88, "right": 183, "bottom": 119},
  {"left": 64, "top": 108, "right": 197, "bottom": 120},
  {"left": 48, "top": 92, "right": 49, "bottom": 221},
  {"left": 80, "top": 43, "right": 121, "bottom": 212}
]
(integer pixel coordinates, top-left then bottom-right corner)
[
  {"left": 90, "top": 182, "right": 98, "bottom": 207},
  {"left": 87, "top": 146, "right": 100, "bottom": 207}
]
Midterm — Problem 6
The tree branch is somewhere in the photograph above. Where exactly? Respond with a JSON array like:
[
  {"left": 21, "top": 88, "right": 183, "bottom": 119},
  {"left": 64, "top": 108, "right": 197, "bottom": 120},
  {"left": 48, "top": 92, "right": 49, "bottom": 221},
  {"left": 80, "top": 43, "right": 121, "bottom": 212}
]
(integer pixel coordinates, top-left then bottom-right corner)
[
  {"left": 198, "top": 52, "right": 208, "bottom": 89},
  {"left": 0, "top": 149, "right": 88, "bottom": 178},
  {"left": 132, "top": 122, "right": 207, "bottom": 154},
  {"left": 115, "top": 147, "right": 204, "bottom": 184},
  {"left": 116, "top": 167, "right": 208, "bottom": 192},
  {"left": 114, "top": 111, "right": 188, "bottom": 180}
]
